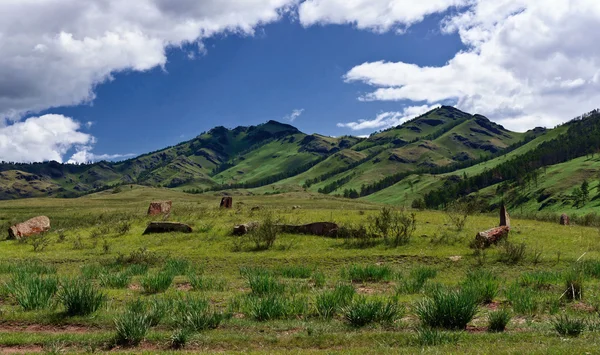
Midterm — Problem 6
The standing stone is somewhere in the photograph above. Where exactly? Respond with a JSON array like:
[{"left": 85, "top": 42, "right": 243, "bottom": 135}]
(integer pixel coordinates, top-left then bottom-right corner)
[
  {"left": 8, "top": 216, "right": 51, "bottom": 240},
  {"left": 147, "top": 201, "right": 172, "bottom": 216},
  {"left": 560, "top": 214, "right": 570, "bottom": 226},
  {"left": 220, "top": 197, "right": 233, "bottom": 209},
  {"left": 500, "top": 204, "right": 510, "bottom": 228}
]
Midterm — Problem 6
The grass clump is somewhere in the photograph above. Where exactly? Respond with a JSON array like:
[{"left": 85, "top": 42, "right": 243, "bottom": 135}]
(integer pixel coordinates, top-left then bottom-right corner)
[
  {"left": 414, "top": 327, "right": 460, "bottom": 346},
  {"left": 244, "top": 270, "right": 285, "bottom": 296},
  {"left": 278, "top": 265, "right": 313, "bottom": 279},
  {"left": 519, "top": 271, "right": 560, "bottom": 289},
  {"left": 415, "top": 289, "right": 478, "bottom": 330},
  {"left": 188, "top": 273, "right": 226, "bottom": 292},
  {"left": 315, "top": 284, "right": 356, "bottom": 319},
  {"left": 6, "top": 272, "right": 58, "bottom": 311},
  {"left": 498, "top": 241, "right": 527, "bottom": 265},
  {"left": 504, "top": 283, "right": 538, "bottom": 315},
  {"left": 163, "top": 258, "right": 190, "bottom": 276},
  {"left": 170, "top": 328, "right": 192, "bottom": 350},
  {"left": 343, "top": 264, "right": 394, "bottom": 283},
  {"left": 461, "top": 269, "right": 499, "bottom": 304},
  {"left": 0, "top": 260, "right": 56, "bottom": 275},
  {"left": 487, "top": 309, "right": 511, "bottom": 332},
  {"left": 174, "top": 296, "right": 224, "bottom": 331},
  {"left": 58, "top": 278, "right": 106, "bottom": 316},
  {"left": 398, "top": 266, "right": 437, "bottom": 294},
  {"left": 553, "top": 314, "right": 585, "bottom": 337},
  {"left": 245, "top": 294, "right": 308, "bottom": 321},
  {"left": 80, "top": 264, "right": 103, "bottom": 279},
  {"left": 563, "top": 270, "right": 584, "bottom": 301},
  {"left": 141, "top": 272, "right": 174, "bottom": 294},
  {"left": 126, "top": 263, "right": 149, "bottom": 276},
  {"left": 99, "top": 272, "right": 131, "bottom": 289},
  {"left": 343, "top": 296, "right": 402, "bottom": 327},
  {"left": 114, "top": 308, "right": 150, "bottom": 347}
]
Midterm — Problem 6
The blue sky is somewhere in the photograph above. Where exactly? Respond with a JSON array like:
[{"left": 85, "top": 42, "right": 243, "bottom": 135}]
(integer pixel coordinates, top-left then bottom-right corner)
[
  {"left": 45, "top": 14, "right": 463, "bottom": 159},
  {"left": 1, "top": 1, "right": 599, "bottom": 163}
]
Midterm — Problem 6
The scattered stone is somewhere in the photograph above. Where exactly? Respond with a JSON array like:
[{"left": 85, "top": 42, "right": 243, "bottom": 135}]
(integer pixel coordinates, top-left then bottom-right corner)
[
  {"left": 143, "top": 222, "right": 192, "bottom": 235},
  {"left": 279, "top": 222, "right": 339, "bottom": 237},
  {"left": 220, "top": 197, "right": 233, "bottom": 209},
  {"left": 292, "top": 205, "right": 301, "bottom": 210},
  {"left": 8, "top": 216, "right": 51, "bottom": 240},
  {"left": 147, "top": 201, "right": 172, "bottom": 216},
  {"left": 500, "top": 204, "right": 510, "bottom": 228},
  {"left": 474, "top": 226, "right": 510, "bottom": 249},
  {"left": 233, "top": 221, "right": 260, "bottom": 236},
  {"left": 560, "top": 213, "right": 570, "bottom": 226}
]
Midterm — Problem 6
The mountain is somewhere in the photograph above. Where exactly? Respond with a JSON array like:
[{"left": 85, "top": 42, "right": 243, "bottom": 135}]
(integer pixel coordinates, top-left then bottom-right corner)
[{"left": 2, "top": 106, "right": 600, "bottom": 214}]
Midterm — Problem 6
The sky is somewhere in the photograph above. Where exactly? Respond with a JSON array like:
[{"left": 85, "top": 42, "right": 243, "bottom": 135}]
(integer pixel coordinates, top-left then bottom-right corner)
[{"left": 2, "top": 0, "right": 600, "bottom": 163}]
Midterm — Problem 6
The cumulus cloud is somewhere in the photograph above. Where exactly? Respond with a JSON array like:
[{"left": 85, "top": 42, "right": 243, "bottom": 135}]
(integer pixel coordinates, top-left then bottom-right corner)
[
  {"left": 67, "top": 150, "right": 135, "bottom": 164},
  {"left": 298, "top": 0, "right": 467, "bottom": 32},
  {"left": 284, "top": 108, "right": 305, "bottom": 122},
  {"left": 344, "top": 0, "right": 600, "bottom": 131},
  {"left": 337, "top": 104, "right": 439, "bottom": 131},
  {"left": 0, "top": 0, "right": 297, "bottom": 120}
]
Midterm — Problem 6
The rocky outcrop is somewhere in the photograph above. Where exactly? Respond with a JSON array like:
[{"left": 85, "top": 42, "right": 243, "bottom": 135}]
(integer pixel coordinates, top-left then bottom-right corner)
[
  {"left": 147, "top": 201, "right": 172, "bottom": 216},
  {"left": 8, "top": 216, "right": 51, "bottom": 240},
  {"left": 143, "top": 222, "right": 192, "bottom": 235}
]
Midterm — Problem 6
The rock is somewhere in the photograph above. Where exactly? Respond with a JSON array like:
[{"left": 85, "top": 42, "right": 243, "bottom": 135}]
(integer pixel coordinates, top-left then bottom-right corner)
[
  {"left": 279, "top": 222, "right": 339, "bottom": 237},
  {"left": 8, "top": 216, "right": 51, "bottom": 240},
  {"left": 560, "top": 214, "right": 570, "bottom": 226},
  {"left": 474, "top": 226, "right": 510, "bottom": 249},
  {"left": 147, "top": 201, "right": 172, "bottom": 216},
  {"left": 292, "top": 205, "right": 301, "bottom": 210},
  {"left": 500, "top": 204, "right": 510, "bottom": 227},
  {"left": 143, "top": 222, "right": 192, "bottom": 235},
  {"left": 220, "top": 197, "right": 233, "bottom": 209},
  {"left": 233, "top": 221, "right": 260, "bottom": 236}
]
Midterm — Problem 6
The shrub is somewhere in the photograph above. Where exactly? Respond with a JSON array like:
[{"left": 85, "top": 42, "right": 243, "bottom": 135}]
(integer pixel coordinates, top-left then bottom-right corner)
[
  {"left": 141, "top": 272, "right": 174, "bottom": 294},
  {"left": 59, "top": 278, "right": 106, "bottom": 316},
  {"left": 99, "top": 272, "right": 131, "bottom": 289},
  {"left": 498, "top": 241, "right": 527, "bottom": 265},
  {"left": 188, "top": 273, "right": 226, "bottom": 292},
  {"left": 414, "top": 327, "right": 460, "bottom": 346},
  {"left": 6, "top": 272, "right": 58, "bottom": 311},
  {"left": 415, "top": 289, "right": 478, "bottom": 330},
  {"left": 504, "top": 283, "right": 538, "bottom": 315},
  {"left": 553, "top": 315, "right": 585, "bottom": 337},
  {"left": 175, "top": 296, "right": 224, "bottom": 331},
  {"left": 114, "top": 308, "right": 150, "bottom": 346},
  {"left": 315, "top": 284, "right": 356, "bottom": 319},
  {"left": 487, "top": 309, "right": 511, "bottom": 332},
  {"left": 563, "top": 270, "right": 584, "bottom": 301},
  {"left": 343, "top": 296, "right": 402, "bottom": 327},
  {"left": 247, "top": 213, "right": 278, "bottom": 250},
  {"left": 461, "top": 269, "right": 499, "bottom": 304},
  {"left": 445, "top": 201, "right": 474, "bottom": 231},
  {"left": 116, "top": 221, "right": 131, "bottom": 235},
  {"left": 398, "top": 267, "right": 437, "bottom": 294},
  {"left": 343, "top": 264, "right": 393, "bottom": 283},
  {"left": 163, "top": 258, "right": 190, "bottom": 276},
  {"left": 368, "top": 207, "right": 417, "bottom": 246},
  {"left": 278, "top": 265, "right": 313, "bottom": 279}
]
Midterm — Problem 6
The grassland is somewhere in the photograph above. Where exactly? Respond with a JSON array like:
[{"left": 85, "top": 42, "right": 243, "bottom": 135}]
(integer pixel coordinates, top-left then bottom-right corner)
[{"left": 0, "top": 187, "right": 600, "bottom": 353}]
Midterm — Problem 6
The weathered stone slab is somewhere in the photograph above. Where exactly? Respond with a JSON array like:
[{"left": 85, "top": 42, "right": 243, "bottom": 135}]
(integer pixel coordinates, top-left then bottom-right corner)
[
  {"left": 147, "top": 201, "right": 172, "bottom": 216},
  {"left": 143, "top": 222, "right": 192, "bottom": 235},
  {"left": 8, "top": 216, "right": 51, "bottom": 240}
]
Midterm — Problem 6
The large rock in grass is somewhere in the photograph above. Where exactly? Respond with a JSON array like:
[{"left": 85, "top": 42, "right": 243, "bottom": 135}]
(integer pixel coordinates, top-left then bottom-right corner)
[
  {"left": 233, "top": 221, "right": 260, "bottom": 236},
  {"left": 143, "top": 222, "right": 192, "bottom": 235},
  {"left": 279, "top": 222, "right": 339, "bottom": 237},
  {"left": 8, "top": 216, "right": 51, "bottom": 240},
  {"left": 220, "top": 197, "right": 233, "bottom": 209},
  {"left": 560, "top": 214, "right": 570, "bottom": 226},
  {"left": 147, "top": 201, "right": 172, "bottom": 216},
  {"left": 474, "top": 226, "right": 510, "bottom": 249}
]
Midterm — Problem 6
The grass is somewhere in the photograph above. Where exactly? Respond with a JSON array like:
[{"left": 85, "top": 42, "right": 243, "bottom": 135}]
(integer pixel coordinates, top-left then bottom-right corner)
[
  {"left": 141, "top": 272, "right": 174, "bottom": 294},
  {"left": 98, "top": 271, "right": 131, "bottom": 289},
  {"left": 343, "top": 296, "right": 402, "bottom": 327},
  {"left": 415, "top": 289, "right": 479, "bottom": 330},
  {"left": 397, "top": 266, "right": 437, "bottom": 294},
  {"left": 553, "top": 315, "right": 586, "bottom": 337},
  {"left": 114, "top": 308, "right": 150, "bottom": 346},
  {"left": 174, "top": 296, "right": 224, "bottom": 331},
  {"left": 5, "top": 272, "right": 58, "bottom": 311},
  {"left": 487, "top": 309, "right": 511, "bottom": 332},
  {"left": 58, "top": 278, "right": 106, "bottom": 316},
  {"left": 315, "top": 284, "right": 356, "bottom": 319},
  {"left": 343, "top": 264, "right": 394, "bottom": 283},
  {"left": 461, "top": 269, "right": 499, "bottom": 304}
]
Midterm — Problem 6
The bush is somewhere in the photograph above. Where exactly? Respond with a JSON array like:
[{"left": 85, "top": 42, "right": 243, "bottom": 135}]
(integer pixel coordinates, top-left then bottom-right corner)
[
  {"left": 498, "top": 241, "right": 527, "bottom": 265},
  {"left": 99, "top": 272, "right": 131, "bottom": 289},
  {"left": 398, "top": 267, "right": 437, "bottom": 294},
  {"left": 343, "top": 296, "right": 402, "bottom": 327},
  {"left": 415, "top": 289, "right": 478, "bottom": 330},
  {"left": 29, "top": 233, "right": 50, "bottom": 252},
  {"left": 59, "top": 278, "right": 106, "bottom": 316},
  {"left": 141, "top": 272, "right": 174, "bottom": 294},
  {"left": 315, "top": 284, "right": 356, "bottom": 319},
  {"left": 563, "top": 270, "right": 584, "bottom": 301},
  {"left": 414, "top": 327, "right": 460, "bottom": 346},
  {"left": 114, "top": 308, "right": 150, "bottom": 346},
  {"left": 247, "top": 213, "right": 278, "bottom": 250},
  {"left": 174, "top": 296, "right": 224, "bottom": 331},
  {"left": 553, "top": 315, "right": 585, "bottom": 337},
  {"left": 343, "top": 264, "right": 394, "bottom": 283},
  {"left": 445, "top": 201, "right": 474, "bottom": 231},
  {"left": 368, "top": 207, "right": 417, "bottom": 246},
  {"left": 6, "top": 272, "right": 58, "bottom": 311},
  {"left": 487, "top": 309, "right": 511, "bottom": 332},
  {"left": 339, "top": 224, "right": 379, "bottom": 249},
  {"left": 163, "top": 258, "right": 190, "bottom": 276},
  {"left": 461, "top": 269, "right": 499, "bottom": 304},
  {"left": 278, "top": 265, "right": 313, "bottom": 279}
]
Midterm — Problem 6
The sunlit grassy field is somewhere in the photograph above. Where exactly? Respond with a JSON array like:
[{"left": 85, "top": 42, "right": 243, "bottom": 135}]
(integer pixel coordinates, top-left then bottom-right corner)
[{"left": 1, "top": 186, "right": 600, "bottom": 353}]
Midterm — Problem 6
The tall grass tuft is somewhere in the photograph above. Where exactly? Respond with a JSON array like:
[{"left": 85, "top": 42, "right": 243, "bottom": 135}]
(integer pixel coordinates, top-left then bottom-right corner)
[
  {"left": 58, "top": 278, "right": 106, "bottom": 316},
  {"left": 114, "top": 308, "right": 150, "bottom": 346},
  {"left": 315, "top": 284, "right": 356, "bottom": 319},
  {"left": 398, "top": 266, "right": 437, "bottom": 294},
  {"left": 553, "top": 315, "right": 585, "bottom": 337},
  {"left": 174, "top": 296, "right": 224, "bottom": 330},
  {"left": 343, "top": 264, "right": 393, "bottom": 283},
  {"left": 278, "top": 265, "right": 313, "bottom": 279},
  {"left": 487, "top": 309, "right": 511, "bottom": 332},
  {"left": 0, "top": 260, "right": 56, "bottom": 275},
  {"left": 415, "top": 289, "right": 478, "bottom": 330},
  {"left": 245, "top": 294, "right": 308, "bottom": 321},
  {"left": 504, "top": 283, "right": 538, "bottom": 315},
  {"left": 519, "top": 271, "right": 560, "bottom": 289},
  {"left": 6, "top": 272, "right": 58, "bottom": 311},
  {"left": 99, "top": 272, "right": 131, "bottom": 289},
  {"left": 244, "top": 271, "right": 285, "bottom": 296},
  {"left": 141, "top": 272, "right": 174, "bottom": 294},
  {"left": 163, "top": 258, "right": 190, "bottom": 276},
  {"left": 414, "top": 327, "right": 460, "bottom": 346},
  {"left": 563, "top": 270, "right": 584, "bottom": 301},
  {"left": 461, "top": 269, "right": 499, "bottom": 304},
  {"left": 188, "top": 273, "right": 226, "bottom": 292},
  {"left": 343, "top": 296, "right": 402, "bottom": 327}
]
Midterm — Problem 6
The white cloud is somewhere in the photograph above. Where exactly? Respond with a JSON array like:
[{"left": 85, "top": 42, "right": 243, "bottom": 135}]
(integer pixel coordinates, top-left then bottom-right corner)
[
  {"left": 344, "top": 0, "right": 600, "bottom": 131},
  {"left": 337, "top": 104, "right": 439, "bottom": 131},
  {"left": 0, "top": 0, "right": 297, "bottom": 120},
  {"left": 298, "top": 0, "right": 467, "bottom": 32},
  {"left": 67, "top": 150, "right": 135, "bottom": 164},
  {"left": 284, "top": 108, "right": 305, "bottom": 122}
]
